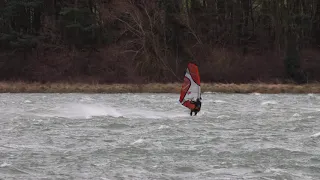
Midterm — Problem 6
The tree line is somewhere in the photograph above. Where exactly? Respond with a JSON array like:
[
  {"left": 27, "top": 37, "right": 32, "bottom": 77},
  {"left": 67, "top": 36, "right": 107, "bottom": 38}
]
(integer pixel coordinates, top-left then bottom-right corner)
[{"left": 1, "top": 0, "right": 320, "bottom": 83}]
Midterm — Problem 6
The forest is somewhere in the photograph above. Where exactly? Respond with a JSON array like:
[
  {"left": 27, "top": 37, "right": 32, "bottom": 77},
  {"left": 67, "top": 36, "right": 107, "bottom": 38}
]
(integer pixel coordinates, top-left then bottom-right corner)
[{"left": 1, "top": 0, "right": 320, "bottom": 84}]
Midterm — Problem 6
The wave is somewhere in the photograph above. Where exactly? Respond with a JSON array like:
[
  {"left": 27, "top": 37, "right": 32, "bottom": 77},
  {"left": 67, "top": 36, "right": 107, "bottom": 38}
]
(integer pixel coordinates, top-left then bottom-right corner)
[{"left": 33, "top": 102, "right": 190, "bottom": 119}]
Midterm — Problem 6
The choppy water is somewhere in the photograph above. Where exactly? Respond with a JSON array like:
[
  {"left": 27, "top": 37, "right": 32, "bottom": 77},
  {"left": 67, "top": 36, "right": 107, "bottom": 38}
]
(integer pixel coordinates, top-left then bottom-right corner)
[{"left": 0, "top": 93, "right": 320, "bottom": 180}]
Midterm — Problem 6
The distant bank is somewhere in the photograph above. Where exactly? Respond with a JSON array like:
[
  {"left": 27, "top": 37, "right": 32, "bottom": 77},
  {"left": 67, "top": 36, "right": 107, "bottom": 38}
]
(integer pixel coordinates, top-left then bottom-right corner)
[{"left": 0, "top": 81, "right": 319, "bottom": 93}]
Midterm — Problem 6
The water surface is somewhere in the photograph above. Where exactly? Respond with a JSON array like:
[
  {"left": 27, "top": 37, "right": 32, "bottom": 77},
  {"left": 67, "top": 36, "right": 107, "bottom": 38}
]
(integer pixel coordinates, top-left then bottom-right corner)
[{"left": 0, "top": 93, "right": 319, "bottom": 179}]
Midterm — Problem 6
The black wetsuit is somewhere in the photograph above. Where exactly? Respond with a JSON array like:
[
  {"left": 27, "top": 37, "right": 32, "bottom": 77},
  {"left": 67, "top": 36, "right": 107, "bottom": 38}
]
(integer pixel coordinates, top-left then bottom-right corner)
[{"left": 190, "top": 99, "right": 201, "bottom": 116}]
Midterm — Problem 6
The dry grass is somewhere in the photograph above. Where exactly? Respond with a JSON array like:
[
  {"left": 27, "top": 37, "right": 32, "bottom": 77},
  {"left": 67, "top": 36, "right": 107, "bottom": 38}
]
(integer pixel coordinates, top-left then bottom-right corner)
[
  {"left": 203, "top": 83, "right": 320, "bottom": 94},
  {"left": 0, "top": 81, "right": 320, "bottom": 93}
]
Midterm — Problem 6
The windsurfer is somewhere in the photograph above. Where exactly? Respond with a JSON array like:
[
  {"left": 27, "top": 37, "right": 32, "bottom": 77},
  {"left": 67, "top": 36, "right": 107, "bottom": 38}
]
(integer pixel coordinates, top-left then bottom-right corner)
[
  {"left": 190, "top": 98, "right": 202, "bottom": 116},
  {"left": 179, "top": 62, "right": 201, "bottom": 116}
]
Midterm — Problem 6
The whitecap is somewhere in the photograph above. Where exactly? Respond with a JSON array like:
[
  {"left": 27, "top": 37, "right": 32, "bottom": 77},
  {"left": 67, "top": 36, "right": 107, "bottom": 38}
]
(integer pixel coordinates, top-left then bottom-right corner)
[
  {"left": 131, "top": 139, "right": 144, "bottom": 145},
  {"left": 311, "top": 132, "right": 320, "bottom": 138},
  {"left": 214, "top": 100, "right": 227, "bottom": 103},
  {"left": 0, "top": 162, "right": 10, "bottom": 167},
  {"left": 158, "top": 125, "right": 170, "bottom": 129},
  {"left": 261, "top": 100, "right": 277, "bottom": 105},
  {"left": 292, "top": 113, "right": 300, "bottom": 117}
]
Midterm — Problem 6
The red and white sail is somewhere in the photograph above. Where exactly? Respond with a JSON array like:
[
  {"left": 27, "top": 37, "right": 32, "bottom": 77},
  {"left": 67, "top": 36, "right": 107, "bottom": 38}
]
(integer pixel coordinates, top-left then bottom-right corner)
[{"left": 179, "top": 63, "right": 201, "bottom": 110}]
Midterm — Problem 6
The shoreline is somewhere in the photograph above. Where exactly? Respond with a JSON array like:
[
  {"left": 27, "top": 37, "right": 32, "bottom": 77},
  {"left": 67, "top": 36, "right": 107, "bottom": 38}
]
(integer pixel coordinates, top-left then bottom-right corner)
[{"left": 0, "top": 81, "right": 320, "bottom": 93}]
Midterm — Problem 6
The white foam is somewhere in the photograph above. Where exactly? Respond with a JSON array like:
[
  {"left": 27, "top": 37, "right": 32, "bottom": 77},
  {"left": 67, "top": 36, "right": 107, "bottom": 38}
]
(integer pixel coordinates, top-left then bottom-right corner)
[
  {"left": 36, "top": 103, "right": 122, "bottom": 119},
  {"left": 119, "top": 107, "right": 189, "bottom": 119},
  {"left": 311, "top": 132, "right": 320, "bottom": 137},
  {"left": 266, "top": 168, "right": 287, "bottom": 173},
  {"left": 214, "top": 100, "right": 227, "bottom": 103},
  {"left": 33, "top": 102, "right": 189, "bottom": 119},
  {"left": 217, "top": 115, "right": 230, "bottom": 119},
  {"left": 100, "top": 178, "right": 111, "bottom": 180},
  {"left": 300, "top": 107, "right": 320, "bottom": 112},
  {"left": 292, "top": 113, "right": 300, "bottom": 117},
  {"left": 79, "top": 96, "right": 94, "bottom": 102},
  {"left": 0, "top": 162, "right": 10, "bottom": 167},
  {"left": 131, "top": 139, "right": 144, "bottom": 145},
  {"left": 261, "top": 100, "right": 277, "bottom": 105},
  {"left": 158, "top": 125, "right": 170, "bottom": 129}
]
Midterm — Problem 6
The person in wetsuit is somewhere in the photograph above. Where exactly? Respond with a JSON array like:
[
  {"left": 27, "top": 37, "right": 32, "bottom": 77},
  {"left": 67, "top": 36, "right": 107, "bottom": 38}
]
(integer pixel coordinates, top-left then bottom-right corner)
[{"left": 190, "top": 97, "right": 202, "bottom": 116}]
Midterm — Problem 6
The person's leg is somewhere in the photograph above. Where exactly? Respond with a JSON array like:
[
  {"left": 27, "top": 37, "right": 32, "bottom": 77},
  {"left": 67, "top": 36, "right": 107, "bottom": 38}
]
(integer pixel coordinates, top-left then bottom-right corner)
[{"left": 190, "top": 110, "right": 193, "bottom": 116}]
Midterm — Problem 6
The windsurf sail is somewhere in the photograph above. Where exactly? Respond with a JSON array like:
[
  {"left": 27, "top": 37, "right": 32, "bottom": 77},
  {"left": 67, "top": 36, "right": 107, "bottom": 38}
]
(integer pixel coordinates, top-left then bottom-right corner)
[{"left": 179, "top": 62, "right": 201, "bottom": 110}]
